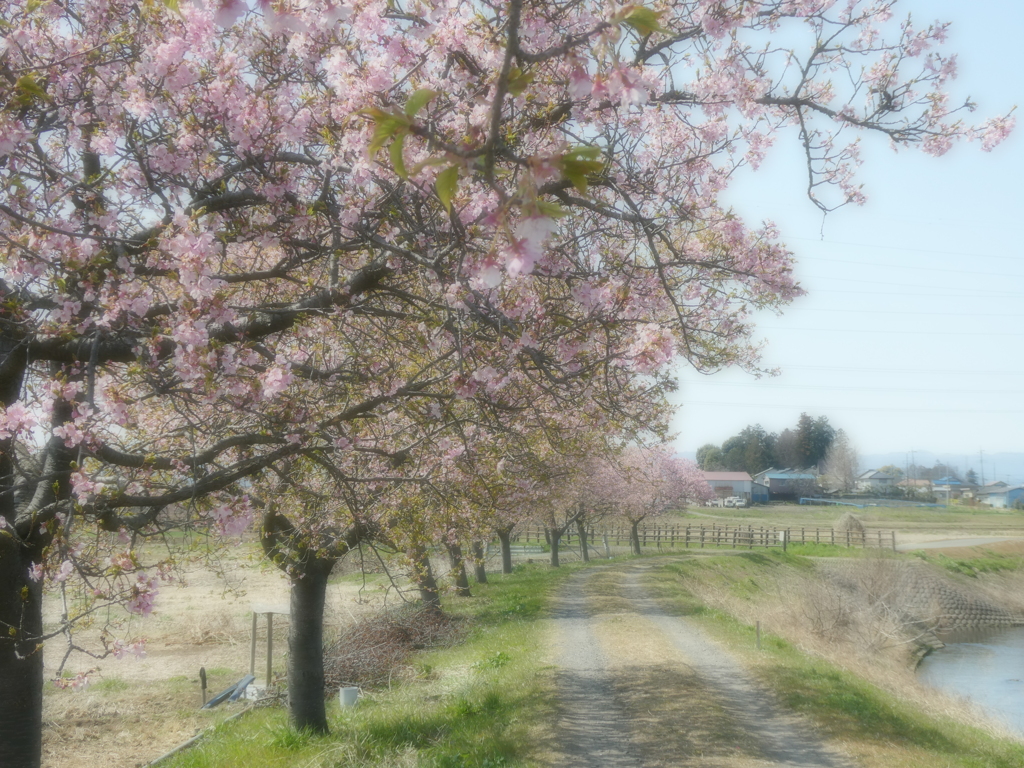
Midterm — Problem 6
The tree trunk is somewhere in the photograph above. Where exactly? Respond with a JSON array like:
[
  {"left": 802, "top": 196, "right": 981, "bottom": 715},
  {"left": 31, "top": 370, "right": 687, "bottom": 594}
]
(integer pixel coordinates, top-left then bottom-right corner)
[
  {"left": 409, "top": 544, "right": 441, "bottom": 609},
  {"left": 1, "top": 344, "right": 47, "bottom": 767},
  {"left": 549, "top": 528, "right": 561, "bottom": 568},
  {"left": 287, "top": 560, "right": 334, "bottom": 734},
  {"left": 496, "top": 527, "right": 514, "bottom": 574},
  {"left": 261, "top": 511, "right": 373, "bottom": 735},
  {"left": 471, "top": 540, "right": 488, "bottom": 584},
  {"left": 576, "top": 517, "right": 590, "bottom": 562},
  {"left": 446, "top": 543, "right": 471, "bottom": 597},
  {"left": 0, "top": 535, "right": 45, "bottom": 768},
  {"left": 630, "top": 520, "right": 642, "bottom": 556}
]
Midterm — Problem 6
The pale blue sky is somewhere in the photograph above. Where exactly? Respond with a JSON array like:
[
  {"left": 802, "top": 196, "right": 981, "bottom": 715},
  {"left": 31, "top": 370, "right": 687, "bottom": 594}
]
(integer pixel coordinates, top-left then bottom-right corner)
[{"left": 669, "top": 0, "right": 1024, "bottom": 460}]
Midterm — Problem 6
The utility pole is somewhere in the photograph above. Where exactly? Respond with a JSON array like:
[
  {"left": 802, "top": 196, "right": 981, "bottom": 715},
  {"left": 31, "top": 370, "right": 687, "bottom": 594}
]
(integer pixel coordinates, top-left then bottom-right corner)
[{"left": 980, "top": 450, "right": 985, "bottom": 486}]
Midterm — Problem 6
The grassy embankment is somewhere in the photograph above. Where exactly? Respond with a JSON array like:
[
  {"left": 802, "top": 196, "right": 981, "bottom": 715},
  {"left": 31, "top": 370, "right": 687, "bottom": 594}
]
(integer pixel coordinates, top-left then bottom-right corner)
[
  {"left": 162, "top": 562, "right": 582, "bottom": 768},
  {"left": 648, "top": 548, "right": 1024, "bottom": 768},
  {"left": 161, "top": 547, "right": 1024, "bottom": 768},
  {"left": 673, "top": 503, "right": 1024, "bottom": 529}
]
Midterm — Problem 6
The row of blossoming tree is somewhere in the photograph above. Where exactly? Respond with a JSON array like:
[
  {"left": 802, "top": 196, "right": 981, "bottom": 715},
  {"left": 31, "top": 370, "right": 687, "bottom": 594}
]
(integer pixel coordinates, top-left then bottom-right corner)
[{"left": 0, "top": 0, "right": 1013, "bottom": 763}]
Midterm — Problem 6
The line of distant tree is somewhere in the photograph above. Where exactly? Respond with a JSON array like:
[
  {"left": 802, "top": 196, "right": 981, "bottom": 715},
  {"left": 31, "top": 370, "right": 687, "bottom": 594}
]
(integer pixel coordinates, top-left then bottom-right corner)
[
  {"left": 877, "top": 462, "right": 973, "bottom": 483},
  {"left": 696, "top": 413, "right": 836, "bottom": 475}
]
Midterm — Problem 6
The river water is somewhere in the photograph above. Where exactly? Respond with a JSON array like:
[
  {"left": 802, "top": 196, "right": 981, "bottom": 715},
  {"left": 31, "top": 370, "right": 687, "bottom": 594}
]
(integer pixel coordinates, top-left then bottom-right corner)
[{"left": 917, "top": 626, "right": 1024, "bottom": 735}]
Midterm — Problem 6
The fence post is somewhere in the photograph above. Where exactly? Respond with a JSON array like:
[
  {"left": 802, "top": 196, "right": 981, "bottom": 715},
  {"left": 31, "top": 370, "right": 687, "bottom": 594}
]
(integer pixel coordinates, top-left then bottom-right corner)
[
  {"left": 831, "top": 528, "right": 835, "bottom": 546},
  {"left": 846, "top": 529, "right": 850, "bottom": 548},
  {"left": 892, "top": 531, "right": 897, "bottom": 552}
]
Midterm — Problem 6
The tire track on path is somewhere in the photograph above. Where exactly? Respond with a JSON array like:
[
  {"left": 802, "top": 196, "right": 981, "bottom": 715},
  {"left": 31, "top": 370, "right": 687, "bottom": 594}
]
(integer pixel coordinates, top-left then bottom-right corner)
[
  {"left": 622, "top": 566, "right": 855, "bottom": 768},
  {"left": 550, "top": 568, "right": 643, "bottom": 766},
  {"left": 549, "top": 563, "right": 856, "bottom": 767}
]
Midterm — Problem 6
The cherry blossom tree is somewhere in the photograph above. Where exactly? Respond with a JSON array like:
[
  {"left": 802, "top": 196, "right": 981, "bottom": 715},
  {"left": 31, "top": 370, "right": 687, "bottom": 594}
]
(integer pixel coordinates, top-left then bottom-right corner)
[
  {"left": 596, "top": 446, "right": 713, "bottom": 555},
  {"left": 0, "top": 0, "right": 1013, "bottom": 763}
]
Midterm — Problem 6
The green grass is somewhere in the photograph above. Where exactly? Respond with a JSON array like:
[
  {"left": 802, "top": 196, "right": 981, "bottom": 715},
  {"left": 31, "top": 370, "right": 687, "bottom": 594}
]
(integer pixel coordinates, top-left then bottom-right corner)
[
  {"left": 92, "top": 677, "right": 131, "bottom": 693},
  {"left": 673, "top": 504, "right": 1024, "bottom": 528},
  {"left": 648, "top": 560, "right": 1024, "bottom": 768},
  {"left": 163, "top": 562, "right": 578, "bottom": 768},
  {"left": 907, "top": 549, "right": 1024, "bottom": 577},
  {"left": 160, "top": 552, "right": 1024, "bottom": 768},
  {"left": 786, "top": 542, "right": 877, "bottom": 558}
]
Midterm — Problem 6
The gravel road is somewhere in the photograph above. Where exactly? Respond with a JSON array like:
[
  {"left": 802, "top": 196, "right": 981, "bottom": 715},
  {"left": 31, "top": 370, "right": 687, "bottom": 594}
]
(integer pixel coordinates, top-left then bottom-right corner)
[{"left": 549, "top": 564, "right": 855, "bottom": 767}]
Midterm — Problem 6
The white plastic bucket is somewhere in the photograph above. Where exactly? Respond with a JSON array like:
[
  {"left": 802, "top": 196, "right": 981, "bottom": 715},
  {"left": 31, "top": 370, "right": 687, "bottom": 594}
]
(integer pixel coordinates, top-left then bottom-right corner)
[{"left": 339, "top": 687, "right": 359, "bottom": 707}]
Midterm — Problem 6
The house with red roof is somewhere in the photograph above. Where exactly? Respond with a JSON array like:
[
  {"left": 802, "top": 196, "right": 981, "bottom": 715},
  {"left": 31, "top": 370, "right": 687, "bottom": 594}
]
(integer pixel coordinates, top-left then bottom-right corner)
[{"left": 702, "top": 471, "right": 769, "bottom": 505}]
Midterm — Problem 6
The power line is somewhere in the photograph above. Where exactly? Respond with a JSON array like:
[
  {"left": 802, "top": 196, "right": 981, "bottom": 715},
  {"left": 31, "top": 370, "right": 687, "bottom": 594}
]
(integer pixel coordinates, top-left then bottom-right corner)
[
  {"left": 799, "top": 254, "right": 1019, "bottom": 279},
  {"left": 803, "top": 288, "right": 1023, "bottom": 298},
  {"left": 769, "top": 364, "right": 1022, "bottom": 375},
  {"left": 771, "top": 308, "right": 1024, "bottom": 318},
  {"left": 798, "top": 274, "right": 1021, "bottom": 297},
  {"left": 757, "top": 326, "right": 1024, "bottom": 337},
  {"left": 682, "top": 381, "right": 1023, "bottom": 395},
  {"left": 787, "top": 236, "right": 1024, "bottom": 263},
  {"left": 681, "top": 401, "right": 1024, "bottom": 414}
]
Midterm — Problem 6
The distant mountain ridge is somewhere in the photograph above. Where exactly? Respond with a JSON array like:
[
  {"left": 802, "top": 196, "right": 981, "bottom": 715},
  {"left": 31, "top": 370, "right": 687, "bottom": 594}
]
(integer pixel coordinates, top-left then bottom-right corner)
[
  {"left": 675, "top": 449, "right": 1024, "bottom": 485},
  {"left": 859, "top": 452, "right": 1024, "bottom": 486}
]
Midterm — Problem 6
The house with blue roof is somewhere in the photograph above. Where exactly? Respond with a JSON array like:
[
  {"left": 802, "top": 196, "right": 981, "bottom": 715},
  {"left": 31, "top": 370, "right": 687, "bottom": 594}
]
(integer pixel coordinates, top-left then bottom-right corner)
[
  {"left": 752, "top": 468, "right": 819, "bottom": 502},
  {"left": 933, "top": 476, "right": 964, "bottom": 501},
  {"left": 976, "top": 485, "right": 1024, "bottom": 509}
]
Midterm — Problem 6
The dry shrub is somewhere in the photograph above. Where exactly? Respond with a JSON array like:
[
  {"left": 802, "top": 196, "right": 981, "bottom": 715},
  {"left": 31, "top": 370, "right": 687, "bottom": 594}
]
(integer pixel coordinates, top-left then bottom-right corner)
[
  {"left": 834, "top": 512, "right": 864, "bottom": 532},
  {"left": 323, "top": 605, "right": 464, "bottom": 691},
  {"left": 797, "top": 578, "right": 855, "bottom": 640},
  {"left": 174, "top": 611, "right": 247, "bottom": 646}
]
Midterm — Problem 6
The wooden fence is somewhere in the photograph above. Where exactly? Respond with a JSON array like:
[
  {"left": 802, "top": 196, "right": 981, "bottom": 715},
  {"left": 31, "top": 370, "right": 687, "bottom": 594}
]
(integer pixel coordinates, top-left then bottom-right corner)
[{"left": 510, "top": 524, "right": 896, "bottom": 552}]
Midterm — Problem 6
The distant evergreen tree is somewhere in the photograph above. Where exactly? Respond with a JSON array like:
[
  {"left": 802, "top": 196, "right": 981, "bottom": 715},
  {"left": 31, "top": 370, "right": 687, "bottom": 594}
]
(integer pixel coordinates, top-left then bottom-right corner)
[
  {"left": 696, "top": 444, "right": 725, "bottom": 471},
  {"left": 772, "top": 428, "right": 800, "bottom": 468},
  {"left": 810, "top": 416, "right": 836, "bottom": 467},
  {"left": 796, "top": 413, "right": 815, "bottom": 468}
]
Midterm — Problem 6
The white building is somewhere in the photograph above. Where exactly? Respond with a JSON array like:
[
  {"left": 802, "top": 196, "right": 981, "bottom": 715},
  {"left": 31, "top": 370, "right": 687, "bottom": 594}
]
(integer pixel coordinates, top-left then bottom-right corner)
[
  {"left": 702, "top": 472, "right": 769, "bottom": 504},
  {"left": 856, "top": 470, "right": 894, "bottom": 492}
]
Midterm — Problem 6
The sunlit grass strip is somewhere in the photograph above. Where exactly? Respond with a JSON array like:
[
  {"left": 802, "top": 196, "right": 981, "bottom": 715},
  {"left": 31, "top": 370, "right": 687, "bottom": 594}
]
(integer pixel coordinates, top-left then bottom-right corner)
[
  {"left": 907, "top": 548, "right": 1024, "bottom": 576},
  {"left": 649, "top": 560, "right": 1024, "bottom": 768},
  {"left": 162, "top": 562, "right": 579, "bottom": 768}
]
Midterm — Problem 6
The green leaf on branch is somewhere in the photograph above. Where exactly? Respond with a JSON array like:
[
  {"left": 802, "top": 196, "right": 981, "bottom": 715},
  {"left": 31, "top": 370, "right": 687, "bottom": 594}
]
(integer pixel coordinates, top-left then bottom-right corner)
[
  {"left": 621, "top": 6, "right": 668, "bottom": 36},
  {"left": 405, "top": 89, "right": 438, "bottom": 117},
  {"left": 14, "top": 74, "right": 48, "bottom": 107},
  {"left": 536, "top": 200, "right": 570, "bottom": 219},
  {"left": 360, "top": 107, "right": 411, "bottom": 156},
  {"left": 408, "top": 156, "right": 450, "bottom": 176},
  {"left": 389, "top": 134, "right": 408, "bottom": 179},
  {"left": 436, "top": 165, "right": 459, "bottom": 213},
  {"left": 506, "top": 67, "right": 534, "bottom": 97},
  {"left": 163, "top": 0, "right": 180, "bottom": 11},
  {"left": 558, "top": 146, "right": 605, "bottom": 194}
]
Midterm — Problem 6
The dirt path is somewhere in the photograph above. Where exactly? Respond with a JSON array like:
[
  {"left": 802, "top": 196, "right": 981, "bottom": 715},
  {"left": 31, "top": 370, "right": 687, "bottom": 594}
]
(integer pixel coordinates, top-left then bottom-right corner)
[{"left": 548, "top": 564, "right": 855, "bottom": 767}]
